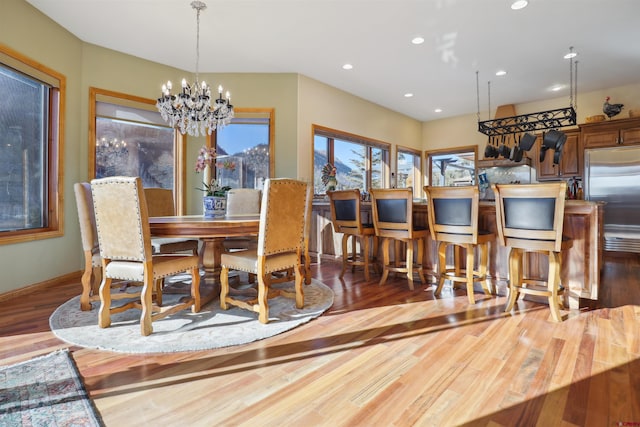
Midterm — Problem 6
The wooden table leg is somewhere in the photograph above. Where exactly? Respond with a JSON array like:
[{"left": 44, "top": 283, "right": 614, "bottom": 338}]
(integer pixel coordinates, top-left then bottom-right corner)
[{"left": 199, "top": 237, "right": 225, "bottom": 304}]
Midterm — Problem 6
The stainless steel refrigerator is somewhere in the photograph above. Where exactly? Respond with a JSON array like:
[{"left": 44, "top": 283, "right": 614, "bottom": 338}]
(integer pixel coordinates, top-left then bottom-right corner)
[{"left": 584, "top": 145, "right": 640, "bottom": 253}]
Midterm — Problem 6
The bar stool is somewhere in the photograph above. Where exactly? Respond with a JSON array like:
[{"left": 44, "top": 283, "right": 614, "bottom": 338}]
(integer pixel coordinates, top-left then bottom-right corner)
[
  {"left": 424, "top": 185, "right": 494, "bottom": 304},
  {"left": 493, "top": 182, "right": 572, "bottom": 322},
  {"left": 328, "top": 189, "right": 378, "bottom": 281},
  {"left": 370, "top": 188, "right": 429, "bottom": 290}
]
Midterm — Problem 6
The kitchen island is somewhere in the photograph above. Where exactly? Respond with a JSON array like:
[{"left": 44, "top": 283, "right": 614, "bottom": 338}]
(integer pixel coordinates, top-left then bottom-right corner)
[{"left": 311, "top": 199, "right": 604, "bottom": 308}]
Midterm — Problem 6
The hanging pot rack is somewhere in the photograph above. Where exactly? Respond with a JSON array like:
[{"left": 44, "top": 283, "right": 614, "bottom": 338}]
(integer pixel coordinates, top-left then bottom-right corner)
[{"left": 476, "top": 47, "right": 578, "bottom": 137}]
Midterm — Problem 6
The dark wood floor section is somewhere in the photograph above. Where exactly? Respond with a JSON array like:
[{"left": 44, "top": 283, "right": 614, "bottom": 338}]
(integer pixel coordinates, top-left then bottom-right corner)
[{"left": 1, "top": 254, "right": 639, "bottom": 426}]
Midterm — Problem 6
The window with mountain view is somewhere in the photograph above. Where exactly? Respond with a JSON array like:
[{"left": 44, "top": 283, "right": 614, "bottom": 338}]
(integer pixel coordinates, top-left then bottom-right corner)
[
  {"left": 426, "top": 146, "right": 477, "bottom": 187},
  {"left": 313, "top": 125, "right": 390, "bottom": 194},
  {"left": 214, "top": 109, "right": 274, "bottom": 189}
]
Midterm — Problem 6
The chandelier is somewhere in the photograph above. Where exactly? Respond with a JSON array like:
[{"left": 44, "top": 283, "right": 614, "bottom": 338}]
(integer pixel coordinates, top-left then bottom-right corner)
[{"left": 156, "top": 1, "right": 234, "bottom": 137}]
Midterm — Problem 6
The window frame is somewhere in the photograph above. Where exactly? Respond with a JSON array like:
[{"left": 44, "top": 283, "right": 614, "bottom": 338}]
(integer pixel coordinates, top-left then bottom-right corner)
[
  {"left": 396, "top": 145, "right": 423, "bottom": 198},
  {"left": 312, "top": 124, "right": 390, "bottom": 194},
  {"left": 425, "top": 145, "right": 478, "bottom": 187},
  {"left": 0, "top": 45, "right": 64, "bottom": 245},
  {"left": 89, "top": 87, "right": 187, "bottom": 213}
]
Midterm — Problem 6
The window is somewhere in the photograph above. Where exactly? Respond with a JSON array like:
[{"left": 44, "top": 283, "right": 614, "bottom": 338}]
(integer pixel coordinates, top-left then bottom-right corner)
[
  {"left": 313, "top": 125, "right": 390, "bottom": 194},
  {"left": 90, "top": 88, "right": 178, "bottom": 188},
  {"left": 213, "top": 108, "right": 274, "bottom": 189},
  {"left": 397, "top": 146, "right": 423, "bottom": 198},
  {"left": 0, "top": 45, "right": 63, "bottom": 244},
  {"left": 426, "top": 145, "right": 477, "bottom": 187}
]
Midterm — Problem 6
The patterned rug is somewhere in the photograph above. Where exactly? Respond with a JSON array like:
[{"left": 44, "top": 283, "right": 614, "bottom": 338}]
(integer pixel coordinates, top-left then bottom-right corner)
[
  {"left": 49, "top": 277, "right": 333, "bottom": 354},
  {"left": 0, "top": 349, "right": 103, "bottom": 426}
]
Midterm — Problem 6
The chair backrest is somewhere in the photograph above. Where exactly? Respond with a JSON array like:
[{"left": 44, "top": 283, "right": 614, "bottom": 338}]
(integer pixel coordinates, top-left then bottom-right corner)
[
  {"left": 493, "top": 182, "right": 567, "bottom": 252},
  {"left": 91, "top": 176, "right": 152, "bottom": 262},
  {"left": 74, "top": 182, "right": 99, "bottom": 256},
  {"left": 424, "top": 185, "right": 479, "bottom": 244},
  {"left": 225, "top": 188, "right": 262, "bottom": 217},
  {"left": 257, "top": 178, "right": 308, "bottom": 257},
  {"left": 144, "top": 188, "right": 176, "bottom": 217},
  {"left": 327, "top": 189, "right": 365, "bottom": 235},
  {"left": 370, "top": 188, "right": 415, "bottom": 239}
]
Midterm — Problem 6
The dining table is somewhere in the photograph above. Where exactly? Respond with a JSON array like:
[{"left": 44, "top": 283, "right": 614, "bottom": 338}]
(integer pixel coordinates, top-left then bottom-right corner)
[{"left": 149, "top": 215, "right": 260, "bottom": 304}]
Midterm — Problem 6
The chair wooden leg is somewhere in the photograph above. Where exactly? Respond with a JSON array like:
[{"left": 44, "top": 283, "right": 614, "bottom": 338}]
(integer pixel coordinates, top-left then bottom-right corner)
[
  {"left": 372, "top": 236, "right": 380, "bottom": 274},
  {"left": 406, "top": 239, "right": 415, "bottom": 291},
  {"left": 304, "top": 242, "right": 312, "bottom": 285},
  {"left": 340, "top": 234, "right": 349, "bottom": 278},
  {"left": 379, "top": 238, "right": 390, "bottom": 286},
  {"left": 295, "top": 264, "right": 304, "bottom": 309},
  {"left": 417, "top": 238, "right": 426, "bottom": 284},
  {"left": 257, "top": 273, "right": 270, "bottom": 324},
  {"left": 505, "top": 248, "right": 522, "bottom": 313},
  {"left": 465, "top": 243, "right": 476, "bottom": 304},
  {"left": 434, "top": 241, "right": 447, "bottom": 296},
  {"left": 362, "top": 235, "right": 371, "bottom": 282},
  {"left": 140, "top": 276, "right": 154, "bottom": 336},
  {"left": 155, "top": 278, "right": 163, "bottom": 307},
  {"left": 191, "top": 266, "right": 201, "bottom": 313},
  {"left": 548, "top": 251, "right": 563, "bottom": 322},
  {"left": 80, "top": 257, "right": 94, "bottom": 311},
  {"left": 478, "top": 242, "right": 493, "bottom": 295},
  {"left": 98, "top": 277, "right": 112, "bottom": 329},
  {"left": 220, "top": 266, "right": 230, "bottom": 310},
  {"left": 351, "top": 235, "right": 357, "bottom": 274}
]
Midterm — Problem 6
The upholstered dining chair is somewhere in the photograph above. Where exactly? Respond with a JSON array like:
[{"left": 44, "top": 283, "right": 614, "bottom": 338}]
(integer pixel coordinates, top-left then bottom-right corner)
[
  {"left": 370, "top": 188, "right": 429, "bottom": 290},
  {"left": 223, "top": 188, "right": 262, "bottom": 252},
  {"left": 493, "top": 182, "right": 572, "bottom": 322},
  {"left": 91, "top": 176, "right": 201, "bottom": 336},
  {"left": 220, "top": 178, "right": 308, "bottom": 323},
  {"left": 328, "top": 189, "right": 378, "bottom": 281},
  {"left": 144, "top": 187, "right": 199, "bottom": 256},
  {"left": 74, "top": 182, "right": 102, "bottom": 311},
  {"left": 424, "top": 185, "right": 494, "bottom": 304}
]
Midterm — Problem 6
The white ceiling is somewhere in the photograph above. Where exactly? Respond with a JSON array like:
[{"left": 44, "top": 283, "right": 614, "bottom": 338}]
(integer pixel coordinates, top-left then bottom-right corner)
[{"left": 25, "top": 0, "right": 640, "bottom": 122}]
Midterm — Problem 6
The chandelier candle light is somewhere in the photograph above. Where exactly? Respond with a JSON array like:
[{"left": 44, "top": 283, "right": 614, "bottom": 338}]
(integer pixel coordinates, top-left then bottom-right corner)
[{"left": 156, "top": 1, "right": 234, "bottom": 137}]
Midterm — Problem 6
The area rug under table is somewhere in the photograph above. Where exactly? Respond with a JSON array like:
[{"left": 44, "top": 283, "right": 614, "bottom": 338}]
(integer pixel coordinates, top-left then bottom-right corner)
[
  {"left": 0, "top": 349, "right": 103, "bottom": 426},
  {"left": 49, "top": 277, "right": 333, "bottom": 354}
]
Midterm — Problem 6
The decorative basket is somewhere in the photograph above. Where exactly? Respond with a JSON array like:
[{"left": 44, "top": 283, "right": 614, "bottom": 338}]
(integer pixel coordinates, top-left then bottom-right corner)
[{"left": 585, "top": 115, "right": 605, "bottom": 123}]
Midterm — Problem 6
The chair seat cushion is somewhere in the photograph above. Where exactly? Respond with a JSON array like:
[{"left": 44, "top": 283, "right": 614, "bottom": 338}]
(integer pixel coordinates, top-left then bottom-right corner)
[
  {"left": 104, "top": 254, "right": 199, "bottom": 281},
  {"left": 221, "top": 249, "right": 299, "bottom": 274}
]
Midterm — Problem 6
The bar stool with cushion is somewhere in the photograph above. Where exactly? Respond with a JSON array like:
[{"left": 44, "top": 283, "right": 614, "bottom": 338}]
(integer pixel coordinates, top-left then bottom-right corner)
[
  {"left": 91, "top": 176, "right": 201, "bottom": 336},
  {"left": 493, "top": 182, "right": 572, "bottom": 322},
  {"left": 220, "top": 178, "right": 308, "bottom": 323},
  {"left": 424, "top": 185, "right": 494, "bottom": 304},
  {"left": 328, "top": 189, "right": 378, "bottom": 281},
  {"left": 371, "top": 188, "right": 429, "bottom": 290},
  {"left": 144, "top": 187, "right": 200, "bottom": 256}
]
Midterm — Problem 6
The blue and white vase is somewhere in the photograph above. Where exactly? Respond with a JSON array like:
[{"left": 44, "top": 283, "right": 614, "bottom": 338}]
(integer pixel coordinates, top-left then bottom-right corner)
[{"left": 203, "top": 196, "right": 226, "bottom": 218}]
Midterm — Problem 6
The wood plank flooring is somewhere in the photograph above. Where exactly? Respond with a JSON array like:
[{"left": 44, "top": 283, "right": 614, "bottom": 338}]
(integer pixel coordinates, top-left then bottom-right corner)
[{"left": 1, "top": 254, "right": 639, "bottom": 426}]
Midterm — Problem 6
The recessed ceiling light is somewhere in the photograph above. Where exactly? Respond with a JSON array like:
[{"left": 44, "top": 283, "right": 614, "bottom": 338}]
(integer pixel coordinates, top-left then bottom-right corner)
[
  {"left": 564, "top": 52, "right": 577, "bottom": 59},
  {"left": 404, "top": 93, "right": 414, "bottom": 98},
  {"left": 342, "top": 63, "right": 353, "bottom": 70},
  {"left": 496, "top": 70, "right": 507, "bottom": 76},
  {"left": 411, "top": 36, "right": 425, "bottom": 45},
  {"left": 511, "top": 0, "right": 528, "bottom": 10},
  {"left": 551, "top": 85, "right": 564, "bottom": 92},
  {"left": 434, "top": 108, "right": 443, "bottom": 113}
]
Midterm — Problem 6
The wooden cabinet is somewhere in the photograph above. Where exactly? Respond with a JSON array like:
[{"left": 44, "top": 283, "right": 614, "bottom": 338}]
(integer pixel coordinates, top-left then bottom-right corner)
[
  {"left": 581, "top": 116, "right": 640, "bottom": 148},
  {"left": 535, "top": 129, "right": 582, "bottom": 180}
]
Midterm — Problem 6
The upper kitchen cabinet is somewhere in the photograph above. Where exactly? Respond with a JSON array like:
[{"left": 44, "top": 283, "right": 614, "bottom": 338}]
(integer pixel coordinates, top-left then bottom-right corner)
[
  {"left": 535, "top": 129, "right": 582, "bottom": 180},
  {"left": 581, "top": 116, "right": 640, "bottom": 148}
]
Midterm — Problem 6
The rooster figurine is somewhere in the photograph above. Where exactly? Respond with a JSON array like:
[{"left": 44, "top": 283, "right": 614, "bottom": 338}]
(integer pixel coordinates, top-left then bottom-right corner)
[{"left": 603, "top": 96, "right": 624, "bottom": 119}]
